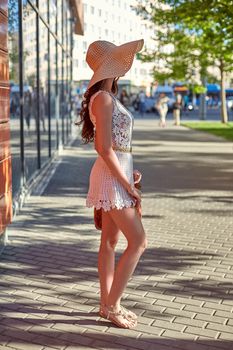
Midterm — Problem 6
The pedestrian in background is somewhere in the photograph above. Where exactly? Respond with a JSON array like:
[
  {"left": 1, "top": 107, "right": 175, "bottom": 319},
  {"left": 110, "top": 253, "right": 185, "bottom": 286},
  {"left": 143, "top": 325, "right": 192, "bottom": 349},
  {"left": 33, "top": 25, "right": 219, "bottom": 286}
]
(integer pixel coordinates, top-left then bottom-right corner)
[
  {"left": 173, "top": 92, "right": 182, "bottom": 126},
  {"left": 183, "top": 94, "right": 189, "bottom": 115},
  {"left": 156, "top": 93, "right": 169, "bottom": 127},
  {"left": 138, "top": 89, "right": 146, "bottom": 117},
  {"left": 76, "top": 39, "right": 147, "bottom": 329},
  {"left": 24, "top": 90, "right": 32, "bottom": 131},
  {"left": 120, "top": 89, "right": 130, "bottom": 107}
]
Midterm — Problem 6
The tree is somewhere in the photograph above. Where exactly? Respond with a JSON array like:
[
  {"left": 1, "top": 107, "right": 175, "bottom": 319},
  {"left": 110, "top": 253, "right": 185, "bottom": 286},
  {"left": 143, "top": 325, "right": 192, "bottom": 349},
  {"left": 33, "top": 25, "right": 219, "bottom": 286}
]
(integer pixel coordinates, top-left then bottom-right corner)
[{"left": 134, "top": 0, "right": 233, "bottom": 123}]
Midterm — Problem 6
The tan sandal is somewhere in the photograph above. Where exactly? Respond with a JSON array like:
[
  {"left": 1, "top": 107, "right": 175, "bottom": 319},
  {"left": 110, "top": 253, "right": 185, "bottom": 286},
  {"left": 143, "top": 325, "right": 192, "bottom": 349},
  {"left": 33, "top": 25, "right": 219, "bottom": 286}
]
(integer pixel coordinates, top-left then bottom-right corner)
[
  {"left": 99, "top": 303, "right": 137, "bottom": 321},
  {"left": 104, "top": 304, "right": 137, "bottom": 329}
]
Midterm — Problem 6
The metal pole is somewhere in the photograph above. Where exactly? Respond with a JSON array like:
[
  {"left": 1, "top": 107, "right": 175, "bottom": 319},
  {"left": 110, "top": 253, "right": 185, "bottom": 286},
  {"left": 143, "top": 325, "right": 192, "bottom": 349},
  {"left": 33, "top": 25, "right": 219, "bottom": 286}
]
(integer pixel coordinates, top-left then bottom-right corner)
[
  {"left": 18, "top": 0, "right": 25, "bottom": 186},
  {"left": 69, "top": 18, "right": 74, "bottom": 135},
  {"left": 61, "top": 0, "right": 65, "bottom": 145},
  {"left": 36, "top": 0, "right": 41, "bottom": 169},
  {"left": 199, "top": 76, "right": 207, "bottom": 120},
  {"left": 55, "top": 0, "right": 59, "bottom": 149},
  {"left": 47, "top": 1, "right": 51, "bottom": 157},
  {"left": 66, "top": 8, "right": 69, "bottom": 140}
]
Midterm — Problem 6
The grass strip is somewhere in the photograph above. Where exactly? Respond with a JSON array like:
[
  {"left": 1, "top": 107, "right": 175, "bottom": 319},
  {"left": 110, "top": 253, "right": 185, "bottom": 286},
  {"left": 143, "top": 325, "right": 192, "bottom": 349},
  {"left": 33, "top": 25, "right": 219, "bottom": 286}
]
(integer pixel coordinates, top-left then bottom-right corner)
[{"left": 181, "top": 121, "right": 233, "bottom": 141}]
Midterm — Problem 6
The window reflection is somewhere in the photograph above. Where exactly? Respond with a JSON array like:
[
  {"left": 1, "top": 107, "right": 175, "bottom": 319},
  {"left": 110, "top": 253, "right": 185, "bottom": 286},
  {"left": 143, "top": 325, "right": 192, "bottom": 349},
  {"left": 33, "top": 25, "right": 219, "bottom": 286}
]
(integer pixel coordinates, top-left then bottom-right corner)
[
  {"left": 50, "top": 35, "right": 57, "bottom": 153},
  {"left": 23, "top": 4, "right": 38, "bottom": 180},
  {"left": 57, "top": 44, "right": 63, "bottom": 146},
  {"left": 49, "top": 0, "right": 56, "bottom": 34},
  {"left": 9, "top": 0, "right": 21, "bottom": 196},
  {"left": 57, "top": 0, "right": 62, "bottom": 42},
  {"left": 40, "top": 21, "right": 49, "bottom": 164},
  {"left": 8, "top": 0, "right": 74, "bottom": 197}
]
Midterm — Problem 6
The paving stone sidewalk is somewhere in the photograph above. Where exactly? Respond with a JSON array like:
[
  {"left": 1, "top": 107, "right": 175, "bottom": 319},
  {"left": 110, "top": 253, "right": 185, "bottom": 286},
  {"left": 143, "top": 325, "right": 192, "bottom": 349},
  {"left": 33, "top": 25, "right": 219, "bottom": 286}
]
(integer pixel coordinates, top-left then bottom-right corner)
[{"left": 1, "top": 119, "right": 233, "bottom": 350}]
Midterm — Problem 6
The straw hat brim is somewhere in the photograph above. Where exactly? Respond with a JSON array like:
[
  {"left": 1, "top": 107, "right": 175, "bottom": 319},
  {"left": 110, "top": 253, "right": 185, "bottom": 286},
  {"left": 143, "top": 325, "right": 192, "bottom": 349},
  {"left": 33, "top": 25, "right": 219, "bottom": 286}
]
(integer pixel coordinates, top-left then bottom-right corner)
[{"left": 86, "top": 39, "right": 144, "bottom": 90}]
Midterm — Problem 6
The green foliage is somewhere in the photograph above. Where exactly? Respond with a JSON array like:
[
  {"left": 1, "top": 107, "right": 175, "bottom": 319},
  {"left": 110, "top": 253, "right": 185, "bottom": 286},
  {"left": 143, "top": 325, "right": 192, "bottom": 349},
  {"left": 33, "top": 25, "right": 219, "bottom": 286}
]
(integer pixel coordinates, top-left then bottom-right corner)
[
  {"left": 134, "top": 0, "right": 233, "bottom": 122},
  {"left": 135, "top": 0, "right": 233, "bottom": 74},
  {"left": 191, "top": 84, "right": 207, "bottom": 94}
]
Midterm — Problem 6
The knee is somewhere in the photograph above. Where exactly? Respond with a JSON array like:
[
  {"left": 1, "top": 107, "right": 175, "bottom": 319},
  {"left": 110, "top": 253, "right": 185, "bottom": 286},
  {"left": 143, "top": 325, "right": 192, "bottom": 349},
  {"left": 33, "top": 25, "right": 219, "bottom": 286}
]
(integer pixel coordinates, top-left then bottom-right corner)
[
  {"left": 108, "top": 238, "right": 118, "bottom": 249},
  {"left": 130, "top": 236, "right": 147, "bottom": 252},
  {"left": 140, "top": 237, "right": 148, "bottom": 251},
  {"left": 101, "top": 238, "right": 118, "bottom": 250}
]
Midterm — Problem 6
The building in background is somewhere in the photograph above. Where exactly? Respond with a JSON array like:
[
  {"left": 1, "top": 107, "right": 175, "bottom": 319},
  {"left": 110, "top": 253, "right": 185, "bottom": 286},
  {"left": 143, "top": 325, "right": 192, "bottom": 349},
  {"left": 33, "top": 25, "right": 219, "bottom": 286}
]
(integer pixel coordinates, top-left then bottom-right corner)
[
  {"left": 73, "top": 0, "right": 156, "bottom": 95},
  {"left": 0, "top": 0, "right": 83, "bottom": 251}
]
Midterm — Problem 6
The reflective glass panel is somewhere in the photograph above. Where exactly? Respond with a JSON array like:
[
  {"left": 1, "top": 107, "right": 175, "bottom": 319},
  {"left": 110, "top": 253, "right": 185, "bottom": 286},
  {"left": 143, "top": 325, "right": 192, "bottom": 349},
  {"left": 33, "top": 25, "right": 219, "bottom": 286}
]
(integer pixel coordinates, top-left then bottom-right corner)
[
  {"left": 57, "top": 0, "right": 63, "bottom": 43},
  {"left": 49, "top": 0, "right": 57, "bottom": 35},
  {"left": 9, "top": 0, "right": 21, "bottom": 196},
  {"left": 50, "top": 34, "right": 57, "bottom": 153},
  {"left": 23, "top": 3, "right": 38, "bottom": 181},
  {"left": 57, "top": 44, "right": 63, "bottom": 147},
  {"left": 39, "top": 20, "right": 49, "bottom": 165}
]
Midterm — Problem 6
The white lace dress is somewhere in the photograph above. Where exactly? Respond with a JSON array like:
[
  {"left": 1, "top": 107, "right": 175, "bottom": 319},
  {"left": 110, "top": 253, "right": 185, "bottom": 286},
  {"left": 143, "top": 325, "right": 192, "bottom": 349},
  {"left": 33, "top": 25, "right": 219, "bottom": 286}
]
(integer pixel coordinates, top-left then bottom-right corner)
[{"left": 86, "top": 90, "right": 136, "bottom": 212}]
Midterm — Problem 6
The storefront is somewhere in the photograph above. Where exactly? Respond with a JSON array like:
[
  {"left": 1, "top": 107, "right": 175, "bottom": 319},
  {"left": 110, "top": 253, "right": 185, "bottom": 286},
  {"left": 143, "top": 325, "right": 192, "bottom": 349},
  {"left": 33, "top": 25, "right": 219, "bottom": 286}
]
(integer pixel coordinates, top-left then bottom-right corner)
[{"left": 0, "top": 0, "right": 83, "bottom": 249}]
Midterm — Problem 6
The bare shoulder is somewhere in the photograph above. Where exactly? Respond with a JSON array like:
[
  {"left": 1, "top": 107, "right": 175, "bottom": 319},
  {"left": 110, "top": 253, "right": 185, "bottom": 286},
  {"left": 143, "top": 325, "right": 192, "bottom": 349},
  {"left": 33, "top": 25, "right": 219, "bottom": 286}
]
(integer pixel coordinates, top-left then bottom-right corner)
[{"left": 92, "top": 91, "right": 113, "bottom": 111}]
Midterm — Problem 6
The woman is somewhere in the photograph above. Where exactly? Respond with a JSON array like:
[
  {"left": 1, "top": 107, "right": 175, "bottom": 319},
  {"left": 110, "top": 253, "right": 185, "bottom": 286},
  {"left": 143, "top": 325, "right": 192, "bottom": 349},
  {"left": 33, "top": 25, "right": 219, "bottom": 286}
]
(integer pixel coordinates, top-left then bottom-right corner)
[
  {"left": 76, "top": 39, "right": 147, "bottom": 329},
  {"left": 156, "top": 93, "right": 169, "bottom": 127}
]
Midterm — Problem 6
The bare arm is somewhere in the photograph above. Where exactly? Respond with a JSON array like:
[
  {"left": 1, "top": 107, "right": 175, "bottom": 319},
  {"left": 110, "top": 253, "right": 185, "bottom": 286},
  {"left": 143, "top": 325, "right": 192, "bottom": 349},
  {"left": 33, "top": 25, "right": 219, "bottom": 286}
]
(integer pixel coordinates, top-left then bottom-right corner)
[{"left": 92, "top": 92, "right": 141, "bottom": 202}]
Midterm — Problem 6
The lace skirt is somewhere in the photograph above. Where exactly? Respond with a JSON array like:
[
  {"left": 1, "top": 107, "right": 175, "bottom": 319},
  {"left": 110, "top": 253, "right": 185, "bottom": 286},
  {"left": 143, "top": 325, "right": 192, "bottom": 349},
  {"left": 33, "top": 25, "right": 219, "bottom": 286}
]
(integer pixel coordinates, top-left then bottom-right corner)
[{"left": 86, "top": 151, "right": 136, "bottom": 211}]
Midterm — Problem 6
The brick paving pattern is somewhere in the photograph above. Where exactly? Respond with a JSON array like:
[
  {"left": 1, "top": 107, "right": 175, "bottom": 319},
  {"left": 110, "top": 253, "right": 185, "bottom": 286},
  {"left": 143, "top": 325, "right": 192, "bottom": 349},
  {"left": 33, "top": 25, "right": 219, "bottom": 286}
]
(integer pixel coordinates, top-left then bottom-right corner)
[{"left": 0, "top": 119, "right": 233, "bottom": 349}]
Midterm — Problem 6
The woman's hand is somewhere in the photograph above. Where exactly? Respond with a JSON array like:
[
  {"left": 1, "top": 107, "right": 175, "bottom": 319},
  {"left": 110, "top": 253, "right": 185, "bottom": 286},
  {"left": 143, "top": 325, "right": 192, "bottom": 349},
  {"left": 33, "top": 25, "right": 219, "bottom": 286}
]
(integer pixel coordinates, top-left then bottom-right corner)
[
  {"left": 127, "top": 184, "right": 142, "bottom": 218},
  {"left": 127, "top": 184, "right": 141, "bottom": 205},
  {"left": 132, "top": 170, "right": 142, "bottom": 217},
  {"left": 133, "top": 169, "right": 142, "bottom": 184}
]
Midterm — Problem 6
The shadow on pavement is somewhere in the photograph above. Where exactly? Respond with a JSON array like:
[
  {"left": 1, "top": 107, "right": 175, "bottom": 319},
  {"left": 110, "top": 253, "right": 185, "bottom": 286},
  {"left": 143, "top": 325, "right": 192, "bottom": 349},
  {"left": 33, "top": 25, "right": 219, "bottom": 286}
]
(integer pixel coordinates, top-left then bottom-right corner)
[
  {"left": 1, "top": 124, "right": 232, "bottom": 348},
  {"left": 1, "top": 238, "right": 232, "bottom": 348}
]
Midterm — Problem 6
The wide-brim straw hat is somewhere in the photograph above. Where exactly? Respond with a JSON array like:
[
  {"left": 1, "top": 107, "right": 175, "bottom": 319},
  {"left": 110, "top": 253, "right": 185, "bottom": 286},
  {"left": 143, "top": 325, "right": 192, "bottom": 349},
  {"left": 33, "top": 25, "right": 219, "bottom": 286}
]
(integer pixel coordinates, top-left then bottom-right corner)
[{"left": 86, "top": 39, "right": 144, "bottom": 90}]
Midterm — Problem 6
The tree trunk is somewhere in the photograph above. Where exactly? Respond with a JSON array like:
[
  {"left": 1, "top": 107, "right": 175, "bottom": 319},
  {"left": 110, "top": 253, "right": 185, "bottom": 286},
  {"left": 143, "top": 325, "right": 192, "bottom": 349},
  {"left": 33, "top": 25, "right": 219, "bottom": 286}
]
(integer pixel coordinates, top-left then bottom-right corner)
[{"left": 220, "top": 60, "right": 228, "bottom": 123}]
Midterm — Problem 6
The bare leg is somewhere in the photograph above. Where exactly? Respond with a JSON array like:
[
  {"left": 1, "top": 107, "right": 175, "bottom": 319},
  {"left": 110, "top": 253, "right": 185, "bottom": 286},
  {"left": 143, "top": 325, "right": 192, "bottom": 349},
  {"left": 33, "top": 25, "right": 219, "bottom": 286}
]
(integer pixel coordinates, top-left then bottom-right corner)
[
  {"left": 159, "top": 110, "right": 166, "bottom": 127},
  {"left": 98, "top": 210, "right": 121, "bottom": 305},
  {"left": 107, "top": 206, "right": 147, "bottom": 308}
]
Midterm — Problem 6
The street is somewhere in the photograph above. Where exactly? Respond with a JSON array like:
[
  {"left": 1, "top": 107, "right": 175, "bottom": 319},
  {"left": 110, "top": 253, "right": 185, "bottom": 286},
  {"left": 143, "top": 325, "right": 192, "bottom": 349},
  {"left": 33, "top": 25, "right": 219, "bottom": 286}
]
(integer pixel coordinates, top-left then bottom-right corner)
[{"left": 0, "top": 119, "right": 233, "bottom": 350}]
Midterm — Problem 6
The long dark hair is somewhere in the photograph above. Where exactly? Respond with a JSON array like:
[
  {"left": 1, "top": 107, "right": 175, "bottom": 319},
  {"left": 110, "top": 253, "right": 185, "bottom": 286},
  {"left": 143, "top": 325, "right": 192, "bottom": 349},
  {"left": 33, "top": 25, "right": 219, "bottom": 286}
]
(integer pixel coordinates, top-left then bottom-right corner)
[{"left": 75, "top": 77, "right": 119, "bottom": 144}]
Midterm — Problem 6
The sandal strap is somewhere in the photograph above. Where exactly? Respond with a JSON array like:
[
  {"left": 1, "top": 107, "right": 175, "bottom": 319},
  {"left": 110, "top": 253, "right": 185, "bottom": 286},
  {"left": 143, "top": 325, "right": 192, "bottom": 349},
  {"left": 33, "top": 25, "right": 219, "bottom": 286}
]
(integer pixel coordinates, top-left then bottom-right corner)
[{"left": 106, "top": 307, "right": 127, "bottom": 319}]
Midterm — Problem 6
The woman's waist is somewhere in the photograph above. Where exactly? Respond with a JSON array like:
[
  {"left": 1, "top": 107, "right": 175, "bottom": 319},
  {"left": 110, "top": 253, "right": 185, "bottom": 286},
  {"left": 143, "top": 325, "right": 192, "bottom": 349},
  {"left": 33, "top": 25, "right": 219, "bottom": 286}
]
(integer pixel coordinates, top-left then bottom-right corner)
[
  {"left": 95, "top": 150, "right": 133, "bottom": 166},
  {"left": 112, "top": 144, "right": 132, "bottom": 153}
]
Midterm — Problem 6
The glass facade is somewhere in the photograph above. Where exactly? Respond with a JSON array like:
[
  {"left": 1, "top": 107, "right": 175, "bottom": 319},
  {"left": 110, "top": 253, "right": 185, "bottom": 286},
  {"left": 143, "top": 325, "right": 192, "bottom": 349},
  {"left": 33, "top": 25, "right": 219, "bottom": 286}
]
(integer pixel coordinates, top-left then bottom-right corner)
[{"left": 8, "top": 0, "right": 74, "bottom": 198}]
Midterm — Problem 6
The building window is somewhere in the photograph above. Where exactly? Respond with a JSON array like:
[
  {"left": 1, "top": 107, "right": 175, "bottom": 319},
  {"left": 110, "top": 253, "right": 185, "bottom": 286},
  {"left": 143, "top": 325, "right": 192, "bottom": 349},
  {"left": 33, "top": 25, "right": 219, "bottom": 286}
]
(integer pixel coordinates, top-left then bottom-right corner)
[
  {"left": 98, "top": 9, "right": 102, "bottom": 17},
  {"left": 91, "top": 6, "right": 94, "bottom": 14},
  {"left": 8, "top": 0, "right": 74, "bottom": 198}
]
